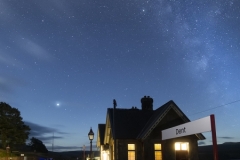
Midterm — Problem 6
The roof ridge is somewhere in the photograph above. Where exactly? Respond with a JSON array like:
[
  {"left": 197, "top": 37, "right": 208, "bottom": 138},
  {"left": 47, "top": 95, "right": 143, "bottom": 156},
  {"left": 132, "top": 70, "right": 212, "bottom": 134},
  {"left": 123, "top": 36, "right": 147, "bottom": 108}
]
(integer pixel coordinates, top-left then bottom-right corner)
[
  {"left": 108, "top": 108, "right": 139, "bottom": 110},
  {"left": 137, "top": 100, "right": 174, "bottom": 139}
]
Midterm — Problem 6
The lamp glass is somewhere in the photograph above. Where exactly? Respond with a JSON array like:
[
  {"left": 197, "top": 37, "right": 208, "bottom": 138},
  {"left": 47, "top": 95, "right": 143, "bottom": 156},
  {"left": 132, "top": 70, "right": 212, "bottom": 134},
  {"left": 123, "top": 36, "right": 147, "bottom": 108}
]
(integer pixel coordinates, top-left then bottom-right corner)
[
  {"left": 88, "top": 128, "right": 94, "bottom": 140},
  {"left": 89, "top": 134, "right": 94, "bottom": 140}
]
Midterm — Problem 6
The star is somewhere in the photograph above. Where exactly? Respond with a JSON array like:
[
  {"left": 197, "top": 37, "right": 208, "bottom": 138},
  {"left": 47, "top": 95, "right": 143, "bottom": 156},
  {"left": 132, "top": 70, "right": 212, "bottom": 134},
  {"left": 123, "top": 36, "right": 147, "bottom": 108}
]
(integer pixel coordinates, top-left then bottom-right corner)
[{"left": 55, "top": 102, "right": 61, "bottom": 108}]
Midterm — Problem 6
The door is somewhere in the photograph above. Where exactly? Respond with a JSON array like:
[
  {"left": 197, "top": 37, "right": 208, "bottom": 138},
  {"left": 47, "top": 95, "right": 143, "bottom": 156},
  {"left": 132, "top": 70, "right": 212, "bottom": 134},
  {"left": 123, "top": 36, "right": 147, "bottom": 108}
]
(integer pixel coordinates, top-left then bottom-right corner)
[
  {"left": 175, "top": 142, "right": 189, "bottom": 160},
  {"left": 176, "top": 150, "right": 188, "bottom": 160}
]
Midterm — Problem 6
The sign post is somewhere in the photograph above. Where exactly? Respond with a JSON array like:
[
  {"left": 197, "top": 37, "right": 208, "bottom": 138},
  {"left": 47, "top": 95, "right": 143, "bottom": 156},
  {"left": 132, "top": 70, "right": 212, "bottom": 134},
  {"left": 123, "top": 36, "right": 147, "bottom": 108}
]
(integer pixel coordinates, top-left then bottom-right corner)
[
  {"left": 210, "top": 114, "right": 218, "bottom": 160},
  {"left": 162, "top": 114, "right": 218, "bottom": 160}
]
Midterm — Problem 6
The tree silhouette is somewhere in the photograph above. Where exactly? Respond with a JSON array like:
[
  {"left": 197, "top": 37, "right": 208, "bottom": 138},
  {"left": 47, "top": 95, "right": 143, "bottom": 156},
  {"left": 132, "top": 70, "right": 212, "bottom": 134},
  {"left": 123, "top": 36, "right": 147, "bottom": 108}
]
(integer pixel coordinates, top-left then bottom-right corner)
[
  {"left": 0, "top": 102, "right": 30, "bottom": 149},
  {"left": 28, "top": 137, "right": 48, "bottom": 153}
]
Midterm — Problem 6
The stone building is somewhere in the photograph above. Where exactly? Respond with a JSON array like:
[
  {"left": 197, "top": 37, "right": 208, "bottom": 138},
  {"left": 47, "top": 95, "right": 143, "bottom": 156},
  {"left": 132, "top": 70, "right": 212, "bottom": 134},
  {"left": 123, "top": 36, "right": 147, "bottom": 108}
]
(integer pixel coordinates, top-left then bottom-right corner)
[{"left": 96, "top": 96, "right": 205, "bottom": 160}]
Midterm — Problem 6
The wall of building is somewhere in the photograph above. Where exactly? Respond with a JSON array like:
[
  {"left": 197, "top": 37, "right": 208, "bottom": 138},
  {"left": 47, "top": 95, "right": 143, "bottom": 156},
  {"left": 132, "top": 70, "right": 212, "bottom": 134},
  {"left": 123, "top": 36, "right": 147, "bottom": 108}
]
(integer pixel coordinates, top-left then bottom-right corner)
[
  {"left": 116, "top": 139, "right": 143, "bottom": 160},
  {"left": 142, "top": 108, "right": 200, "bottom": 160},
  {"left": 161, "top": 136, "right": 200, "bottom": 160}
]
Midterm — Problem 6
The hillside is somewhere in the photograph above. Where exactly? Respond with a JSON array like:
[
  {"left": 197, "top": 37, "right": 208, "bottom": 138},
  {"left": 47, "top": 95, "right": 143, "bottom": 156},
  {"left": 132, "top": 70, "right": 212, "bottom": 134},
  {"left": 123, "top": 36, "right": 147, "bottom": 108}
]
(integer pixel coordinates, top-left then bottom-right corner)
[{"left": 198, "top": 142, "right": 240, "bottom": 160}]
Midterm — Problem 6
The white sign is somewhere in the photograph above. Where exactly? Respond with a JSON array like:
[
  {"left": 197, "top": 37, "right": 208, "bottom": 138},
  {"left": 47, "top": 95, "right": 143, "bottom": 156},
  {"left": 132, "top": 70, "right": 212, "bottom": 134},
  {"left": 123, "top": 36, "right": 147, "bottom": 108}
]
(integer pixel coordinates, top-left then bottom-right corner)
[{"left": 162, "top": 116, "right": 211, "bottom": 140}]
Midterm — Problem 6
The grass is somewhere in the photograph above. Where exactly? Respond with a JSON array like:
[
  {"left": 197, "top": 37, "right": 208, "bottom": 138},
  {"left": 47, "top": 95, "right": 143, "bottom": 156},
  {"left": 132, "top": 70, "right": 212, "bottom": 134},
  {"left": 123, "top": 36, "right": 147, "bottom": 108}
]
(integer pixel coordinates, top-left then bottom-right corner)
[
  {"left": 0, "top": 149, "right": 36, "bottom": 157},
  {"left": 0, "top": 149, "right": 19, "bottom": 157}
]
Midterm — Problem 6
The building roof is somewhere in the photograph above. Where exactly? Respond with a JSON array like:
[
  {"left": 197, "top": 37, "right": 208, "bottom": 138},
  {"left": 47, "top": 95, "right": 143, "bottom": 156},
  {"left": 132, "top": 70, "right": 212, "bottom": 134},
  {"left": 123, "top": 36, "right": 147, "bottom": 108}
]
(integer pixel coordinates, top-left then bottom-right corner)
[
  {"left": 108, "top": 107, "right": 154, "bottom": 139},
  {"left": 137, "top": 100, "right": 194, "bottom": 139},
  {"left": 98, "top": 124, "right": 105, "bottom": 145},
  {"left": 102, "top": 100, "right": 205, "bottom": 144}
]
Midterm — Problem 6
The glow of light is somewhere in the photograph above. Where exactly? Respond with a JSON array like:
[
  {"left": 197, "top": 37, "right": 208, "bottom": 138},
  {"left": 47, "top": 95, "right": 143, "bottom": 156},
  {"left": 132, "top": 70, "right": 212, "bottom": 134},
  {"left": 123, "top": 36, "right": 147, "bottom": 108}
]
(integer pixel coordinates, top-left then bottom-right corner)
[
  {"left": 181, "top": 143, "right": 188, "bottom": 150},
  {"left": 175, "top": 143, "right": 180, "bottom": 150},
  {"left": 175, "top": 142, "right": 189, "bottom": 151},
  {"left": 103, "top": 152, "right": 107, "bottom": 160}
]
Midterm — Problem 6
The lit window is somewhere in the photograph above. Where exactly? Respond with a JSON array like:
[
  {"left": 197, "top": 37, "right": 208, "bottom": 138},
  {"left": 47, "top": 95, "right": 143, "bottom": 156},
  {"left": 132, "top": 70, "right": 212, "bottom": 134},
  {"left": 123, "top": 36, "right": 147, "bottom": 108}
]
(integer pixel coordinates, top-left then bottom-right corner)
[
  {"left": 128, "top": 144, "right": 135, "bottom": 150},
  {"left": 154, "top": 144, "right": 162, "bottom": 160},
  {"left": 175, "top": 143, "right": 181, "bottom": 150},
  {"left": 175, "top": 142, "right": 189, "bottom": 151},
  {"left": 181, "top": 143, "right": 188, "bottom": 150},
  {"left": 128, "top": 144, "right": 135, "bottom": 160},
  {"left": 154, "top": 144, "right": 161, "bottom": 150}
]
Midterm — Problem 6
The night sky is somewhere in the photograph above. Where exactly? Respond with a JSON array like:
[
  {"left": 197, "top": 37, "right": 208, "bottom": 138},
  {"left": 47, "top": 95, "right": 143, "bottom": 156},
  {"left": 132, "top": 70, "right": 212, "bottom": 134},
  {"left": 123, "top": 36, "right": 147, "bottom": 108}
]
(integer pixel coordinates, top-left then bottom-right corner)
[{"left": 1, "top": 0, "right": 240, "bottom": 152}]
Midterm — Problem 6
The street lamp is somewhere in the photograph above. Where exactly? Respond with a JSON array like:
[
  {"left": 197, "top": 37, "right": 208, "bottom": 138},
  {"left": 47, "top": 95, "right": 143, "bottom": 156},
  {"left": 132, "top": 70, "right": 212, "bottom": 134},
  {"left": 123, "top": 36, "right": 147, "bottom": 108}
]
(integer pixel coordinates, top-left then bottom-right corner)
[
  {"left": 88, "top": 128, "right": 94, "bottom": 160},
  {"left": 6, "top": 145, "right": 10, "bottom": 160}
]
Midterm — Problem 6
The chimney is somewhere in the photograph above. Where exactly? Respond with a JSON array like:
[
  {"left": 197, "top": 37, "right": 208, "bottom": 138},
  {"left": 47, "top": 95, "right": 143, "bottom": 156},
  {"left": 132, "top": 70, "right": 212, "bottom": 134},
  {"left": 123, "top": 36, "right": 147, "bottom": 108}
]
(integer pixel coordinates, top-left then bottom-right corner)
[{"left": 141, "top": 96, "right": 153, "bottom": 110}]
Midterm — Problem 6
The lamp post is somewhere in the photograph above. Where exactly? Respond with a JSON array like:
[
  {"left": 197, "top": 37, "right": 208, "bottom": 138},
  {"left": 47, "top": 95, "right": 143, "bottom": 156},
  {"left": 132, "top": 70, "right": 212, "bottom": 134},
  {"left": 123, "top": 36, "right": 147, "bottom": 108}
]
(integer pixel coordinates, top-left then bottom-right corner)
[
  {"left": 6, "top": 145, "right": 10, "bottom": 160},
  {"left": 88, "top": 128, "right": 94, "bottom": 160},
  {"left": 83, "top": 145, "right": 86, "bottom": 160}
]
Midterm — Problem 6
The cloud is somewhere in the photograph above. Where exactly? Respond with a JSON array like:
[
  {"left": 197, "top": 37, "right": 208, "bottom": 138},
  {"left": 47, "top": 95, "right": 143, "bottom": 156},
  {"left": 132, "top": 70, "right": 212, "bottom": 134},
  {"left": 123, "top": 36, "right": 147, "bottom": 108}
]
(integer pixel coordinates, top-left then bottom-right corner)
[
  {"left": 218, "top": 136, "right": 234, "bottom": 139},
  {"left": 45, "top": 145, "right": 100, "bottom": 152},
  {"left": 48, "top": 145, "right": 82, "bottom": 151},
  {"left": 0, "top": 75, "right": 26, "bottom": 94},
  {"left": 24, "top": 121, "right": 67, "bottom": 143},
  {"left": 17, "top": 38, "right": 51, "bottom": 61},
  {"left": 0, "top": 49, "right": 27, "bottom": 69},
  {"left": 198, "top": 141, "right": 206, "bottom": 145},
  {"left": 0, "top": 77, "right": 12, "bottom": 93},
  {"left": 24, "top": 121, "right": 85, "bottom": 151},
  {"left": 49, "top": 143, "right": 98, "bottom": 152},
  {"left": 0, "top": 54, "right": 14, "bottom": 66}
]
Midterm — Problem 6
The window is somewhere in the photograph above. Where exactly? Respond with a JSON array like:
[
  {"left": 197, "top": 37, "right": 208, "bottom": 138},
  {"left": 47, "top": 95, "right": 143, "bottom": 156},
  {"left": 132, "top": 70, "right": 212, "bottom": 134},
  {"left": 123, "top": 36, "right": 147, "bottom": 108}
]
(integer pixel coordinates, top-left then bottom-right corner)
[
  {"left": 175, "top": 142, "right": 189, "bottom": 151},
  {"left": 128, "top": 144, "right": 135, "bottom": 160},
  {"left": 154, "top": 144, "right": 162, "bottom": 160}
]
